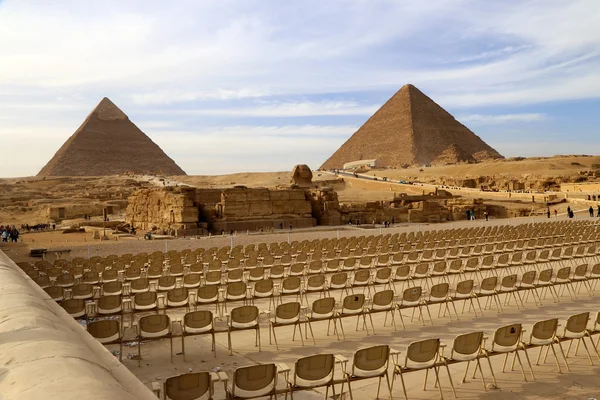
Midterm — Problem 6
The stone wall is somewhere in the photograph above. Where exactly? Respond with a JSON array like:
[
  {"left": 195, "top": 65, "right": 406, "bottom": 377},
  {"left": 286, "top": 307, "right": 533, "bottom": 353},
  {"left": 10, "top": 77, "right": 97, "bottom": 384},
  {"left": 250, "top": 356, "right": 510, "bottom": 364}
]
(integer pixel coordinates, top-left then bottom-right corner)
[{"left": 126, "top": 187, "right": 198, "bottom": 232}]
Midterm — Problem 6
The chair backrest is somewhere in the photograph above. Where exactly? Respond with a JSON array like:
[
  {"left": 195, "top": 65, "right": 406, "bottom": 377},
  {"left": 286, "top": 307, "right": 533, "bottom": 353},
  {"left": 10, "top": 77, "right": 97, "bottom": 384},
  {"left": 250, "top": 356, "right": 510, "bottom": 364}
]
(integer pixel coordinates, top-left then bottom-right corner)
[
  {"left": 429, "top": 283, "right": 449, "bottom": 300},
  {"left": 232, "top": 364, "right": 277, "bottom": 398},
  {"left": 139, "top": 314, "right": 170, "bottom": 336},
  {"left": 574, "top": 263, "right": 588, "bottom": 278},
  {"left": 231, "top": 305, "right": 259, "bottom": 325},
  {"left": 500, "top": 274, "right": 517, "bottom": 289},
  {"left": 307, "top": 274, "right": 325, "bottom": 290},
  {"left": 312, "top": 297, "right": 336, "bottom": 317},
  {"left": 455, "top": 279, "right": 474, "bottom": 295},
  {"left": 97, "top": 295, "right": 122, "bottom": 313},
  {"left": 342, "top": 294, "right": 365, "bottom": 312},
  {"left": 402, "top": 286, "right": 422, "bottom": 302},
  {"left": 44, "top": 286, "right": 64, "bottom": 300},
  {"left": 556, "top": 267, "right": 571, "bottom": 280},
  {"left": 226, "top": 282, "right": 247, "bottom": 296},
  {"left": 493, "top": 323, "right": 522, "bottom": 350},
  {"left": 165, "top": 372, "right": 212, "bottom": 400},
  {"left": 530, "top": 318, "right": 558, "bottom": 343},
  {"left": 135, "top": 291, "right": 158, "bottom": 308},
  {"left": 352, "top": 345, "right": 390, "bottom": 376},
  {"left": 282, "top": 277, "right": 301, "bottom": 291},
  {"left": 538, "top": 268, "right": 553, "bottom": 283},
  {"left": 158, "top": 276, "right": 177, "bottom": 290},
  {"left": 61, "top": 298, "right": 85, "bottom": 317},
  {"left": 480, "top": 276, "right": 498, "bottom": 291},
  {"left": 294, "top": 354, "right": 334, "bottom": 388},
  {"left": 87, "top": 319, "right": 120, "bottom": 343},
  {"left": 197, "top": 285, "right": 219, "bottom": 302},
  {"left": 354, "top": 269, "right": 370, "bottom": 282},
  {"left": 130, "top": 277, "right": 149, "bottom": 292},
  {"left": 330, "top": 272, "right": 348, "bottom": 286},
  {"left": 275, "top": 302, "right": 301, "bottom": 323},
  {"left": 184, "top": 310, "right": 213, "bottom": 331},
  {"left": 167, "top": 287, "right": 189, "bottom": 304},
  {"left": 406, "top": 338, "right": 440, "bottom": 367},
  {"left": 520, "top": 270, "right": 536, "bottom": 285},
  {"left": 372, "top": 290, "right": 394, "bottom": 308},
  {"left": 452, "top": 332, "right": 483, "bottom": 359},
  {"left": 253, "top": 279, "right": 274, "bottom": 295},
  {"left": 565, "top": 312, "right": 589, "bottom": 335}
]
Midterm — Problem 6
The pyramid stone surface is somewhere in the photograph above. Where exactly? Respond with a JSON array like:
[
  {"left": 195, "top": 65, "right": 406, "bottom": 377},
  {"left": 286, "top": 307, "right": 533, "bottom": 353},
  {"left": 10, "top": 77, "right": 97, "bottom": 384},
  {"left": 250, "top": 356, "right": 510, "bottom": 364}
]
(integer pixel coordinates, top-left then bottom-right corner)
[
  {"left": 38, "top": 98, "right": 186, "bottom": 176},
  {"left": 320, "top": 84, "right": 503, "bottom": 169}
]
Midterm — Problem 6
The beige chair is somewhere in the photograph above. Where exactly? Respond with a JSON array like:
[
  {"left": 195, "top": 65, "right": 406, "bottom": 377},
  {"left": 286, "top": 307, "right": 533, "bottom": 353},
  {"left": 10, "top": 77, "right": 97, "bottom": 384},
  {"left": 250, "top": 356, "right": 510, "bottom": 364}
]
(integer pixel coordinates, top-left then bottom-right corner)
[
  {"left": 268, "top": 302, "right": 304, "bottom": 350},
  {"left": 224, "top": 363, "right": 280, "bottom": 399},
  {"left": 287, "top": 354, "right": 337, "bottom": 399},
  {"left": 164, "top": 371, "right": 217, "bottom": 400},
  {"left": 134, "top": 291, "right": 159, "bottom": 314},
  {"left": 56, "top": 273, "right": 75, "bottom": 288},
  {"left": 351, "top": 269, "right": 372, "bottom": 295},
  {"left": 558, "top": 312, "right": 599, "bottom": 365},
  {"left": 396, "top": 286, "right": 429, "bottom": 328},
  {"left": 130, "top": 277, "right": 150, "bottom": 294},
  {"left": 196, "top": 285, "right": 221, "bottom": 317},
  {"left": 497, "top": 274, "right": 523, "bottom": 309},
  {"left": 426, "top": 282, "right": 453, "bottom": 321},
  {"left": 337, "top": 294, "right": 374, "bottom": 338},
  {"left": 252, "top": 279, "right": 275, "bottom": 310},
  {"left": 158, "top": 276, "right": 177, "bottom": 292},
  {"left": 61, "top": 298, "right": 86, "bottom": 319},
  {"left": 136, "top": 314, "right": 173, "bottom": 367},
  {"left": 524, "top": 318, "right": 569, "bottom": 373},
  {"left": 182, "top": 310, "right": 216, "bottom": 360},
  {"left": 440, "top": 331, "right": 496, "bottom": 396},
  {"left": 449, "top": 279, "right": 479, "bottom": 318},
  {"left": 166, "top": 287, "right": 190, "bottom": 312},
  {"left": 72, "top": 283, "right": 94, "bottom": 300},
  {"left": 88, "top": 319, "right": 123, "bottom": 361},
  {"left": 227, "top": 305, "right": 261, "bottom": 355},
  {"left": 328, "top": 272, "right": 350, "bottom": 301},
  {"left": 515, "top": 270, "right": 541, "bottom": 306},
  {"left": 342, "top": 345, "right": 393, "bottom": 400},
  {"left": 279, "top": 277, "right": 302, "bottom": 304},
  {"left": 392, "top": 265, "right": 412, "bottom": 293},
  {"left": 97, "top": 294, "right": 123, "bottom": 323},
  {"left": 483, "top": 323, "right": 534, "bottom": 381},
  {"left": 224, "top": 282, "right": 248, "bottom": 314},
  {"left": 585, "top": 311, "right": 600, "bottom": 353},
  {"left": 248, "top": 267, "right": 266, "bottom": 282},
  {"left": 304, "top": 274, "right": 327, "bottom": 302},
  {"left": 306, "top": 297, "right": 339, "bottom": 343},
  {"left": 535, "top": 268, "right": 559, "bottom": 303},
  {"left": 183, "top": 273, "right": 202, "bottom": 289},
  {"left": 44, "top": 286, "right": 64, "bottom": 302},
  {"left": 368, "top": 289, "right": 397, "bottom": 331},
  {"left": 475, "top": 276, "right": 501, "bottom": 313},
  {"left": 392, "top": 338, "right": 444, "bottom": 400}
]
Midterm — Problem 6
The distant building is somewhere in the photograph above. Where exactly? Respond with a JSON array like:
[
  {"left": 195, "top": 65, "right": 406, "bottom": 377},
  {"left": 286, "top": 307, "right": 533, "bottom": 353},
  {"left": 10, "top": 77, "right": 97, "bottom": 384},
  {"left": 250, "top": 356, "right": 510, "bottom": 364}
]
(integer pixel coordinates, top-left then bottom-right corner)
[
  {"left": 343, "top": 159, "right": 381, "bottom": 170},
  {"left": 507, "top": 181, "right": 525, "bottom": 191}
]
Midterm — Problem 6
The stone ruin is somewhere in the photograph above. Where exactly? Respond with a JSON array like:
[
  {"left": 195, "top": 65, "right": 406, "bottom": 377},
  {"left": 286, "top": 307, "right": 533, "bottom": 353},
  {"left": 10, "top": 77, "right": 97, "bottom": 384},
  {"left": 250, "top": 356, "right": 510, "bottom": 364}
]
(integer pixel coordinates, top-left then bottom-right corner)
[{"left": 126, "top": 186, "right": 320, "bottom": 235}]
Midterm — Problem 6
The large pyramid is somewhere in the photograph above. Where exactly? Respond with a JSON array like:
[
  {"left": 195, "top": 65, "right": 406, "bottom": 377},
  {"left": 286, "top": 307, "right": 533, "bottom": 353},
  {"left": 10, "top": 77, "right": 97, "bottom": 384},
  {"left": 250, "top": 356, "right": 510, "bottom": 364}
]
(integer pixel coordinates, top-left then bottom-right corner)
[
  {"left": 38, "top": 98, "right": 186, "bottom": 176},
  {"left": 320, "top": 84, "right": 503, "bottom": 169}
]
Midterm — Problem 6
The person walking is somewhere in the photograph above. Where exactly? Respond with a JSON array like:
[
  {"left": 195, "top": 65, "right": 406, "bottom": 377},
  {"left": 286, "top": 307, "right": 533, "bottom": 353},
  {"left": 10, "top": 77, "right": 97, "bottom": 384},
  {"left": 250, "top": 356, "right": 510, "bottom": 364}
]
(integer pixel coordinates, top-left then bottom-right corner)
[
  {"left": 466, "top": 209, "right": 471, "bottom": 221},
  {"left": 589, "top": 206, "right": 594, "bottom": 217},
  {"left": 554, "top": 209, "right": 558, "bottom": 218},
  {"left": 484, "top": 211, "right": 489, "bottom": 221}
]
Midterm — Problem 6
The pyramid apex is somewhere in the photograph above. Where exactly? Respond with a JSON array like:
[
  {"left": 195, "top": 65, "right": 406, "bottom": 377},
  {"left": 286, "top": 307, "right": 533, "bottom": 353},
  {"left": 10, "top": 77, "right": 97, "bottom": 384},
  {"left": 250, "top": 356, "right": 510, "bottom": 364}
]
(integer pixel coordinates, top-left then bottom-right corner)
[{"left": 92, "top": 97, "right": 128, "bottom": 121}]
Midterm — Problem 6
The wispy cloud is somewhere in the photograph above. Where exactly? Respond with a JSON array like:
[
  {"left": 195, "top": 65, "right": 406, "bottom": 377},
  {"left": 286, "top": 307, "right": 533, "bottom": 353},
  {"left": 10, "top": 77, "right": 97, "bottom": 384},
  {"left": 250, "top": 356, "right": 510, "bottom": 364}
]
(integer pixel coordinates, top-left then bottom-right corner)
[{"left": 458, "top": 113, "right": 547, "bottom": 124}]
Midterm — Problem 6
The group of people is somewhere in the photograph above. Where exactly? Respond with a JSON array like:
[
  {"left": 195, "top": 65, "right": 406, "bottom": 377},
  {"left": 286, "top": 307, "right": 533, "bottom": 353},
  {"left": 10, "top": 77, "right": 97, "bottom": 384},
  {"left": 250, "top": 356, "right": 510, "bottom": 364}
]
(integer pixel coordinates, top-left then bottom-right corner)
[
  {"left": 465, "top": 209, "right": 477, "bottom": 221},
  {"left": 20, "top": 223, "right": 55, "bottom": 232},
  {"left": 0, "top": 225, "right": 20, "bottom": 242},
  {"left": 589, "top": 205, "right": 600, "bottom": 217}
]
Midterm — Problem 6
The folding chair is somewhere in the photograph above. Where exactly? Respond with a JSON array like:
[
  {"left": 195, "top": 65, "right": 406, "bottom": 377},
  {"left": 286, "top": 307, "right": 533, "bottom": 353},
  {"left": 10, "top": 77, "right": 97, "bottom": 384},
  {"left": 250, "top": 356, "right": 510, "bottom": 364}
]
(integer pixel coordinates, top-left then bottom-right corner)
[
  {"left": 227, "top": 305, "right": 261, "bottom": 355},
  {"left": 558, "top": 312, "right": 599, "bottom": 365},
  {"left": 306, "top": 297, "right": 339, "bottom": 343},
  {"left": 287, "top": 354, "right": 337, "bottom": 400},
  {"left": 136, "top": 314, "right": 173, "bottom": 367},
  {"left": 328, "top": 272, "right": 351, "bottom": 301},
  {"left": 224, "top": 363, "right": 281, "bottom": 399},
  {"left": 483, "top": 323, "right": 534, "bottom": 381},
  {"left": 440, "top": 331, "right": 496, "bottom": 396},
  {"left": 368, "top": 289, "right": 398, "bottom": 331},
  {"left": 449, "top": 279, "right": 479, "bottom": 318},
  {"left": 164, "top": 371, "right": 217, "bottom": 400},
  {"left": 341, "top": 345, "right": 393, "bottom": 400},
  {"left": 396, "top": 286, "right": 429, "bottom": 328},
  {"left": 392, "top": 339, "right": 444, "bottom": 400},
  {"left": 182, "top": 310, "right": 216, "bottom": 360},
  {"left": 337, "top": 293, "right": 374, "bottom": 338},
  {"left": 426, "top": 283, "right": 453, "bottom": 321},
  {"left": 524, "top": 318, "right": 569, "bottom": 373},
  {"left": 475, "top": 276, "right": 501, "bottom": 313},
  {"left": 88, "top": 319, "right": 123, "bottom": 362},
  {"left": 268, "top": 301, "right": 304, "bottom": 350}
]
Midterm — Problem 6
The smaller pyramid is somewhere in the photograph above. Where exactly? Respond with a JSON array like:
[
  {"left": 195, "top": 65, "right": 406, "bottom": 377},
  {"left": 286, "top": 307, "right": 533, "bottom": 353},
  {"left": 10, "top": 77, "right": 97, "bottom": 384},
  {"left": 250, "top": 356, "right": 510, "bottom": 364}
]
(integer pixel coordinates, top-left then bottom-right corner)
[
  {"left": 320, "top": 84, "right": 503, "bottom": 169},
  {"left": 38, "top": 98, "right": 186, "bottom": 176}
]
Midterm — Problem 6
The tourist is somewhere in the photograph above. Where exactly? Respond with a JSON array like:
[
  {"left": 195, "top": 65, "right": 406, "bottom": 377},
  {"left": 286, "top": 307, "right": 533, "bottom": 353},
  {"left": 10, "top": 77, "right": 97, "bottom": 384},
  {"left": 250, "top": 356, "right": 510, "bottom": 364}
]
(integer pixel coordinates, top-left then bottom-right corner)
[
  {"left": 1, "top": 229, "right": 8, "bottom": 242},
  {"left": 567, "top": 206, "right": 571, "bottom": 215},
  {"left": 597, "top": 205, "right": 600, "bottom": 217},
  {"left": 470, "top": 210, "right": 476, "bottom": 221},
  {"left": 279, "top": 222, "right": 283, "bottom": 230},
  {"left": 465, "top": 209, "right": 471, "bottom": 221},
  {"left": 391, "top": 217, "right": 395, "bottom": 225},
  {"left": 590, "top": 206, "right": 595, "bottom": 217},
  {"left": 554, "top": 209, "right": 558, "bottom": 218},
  {"left": 547, "top": 208, "right": 550, "bottom": 219},
  {"left": 289, "top": 223, "right": 293, "bottom": 231},
  {"left": 484, "top": 211, "right": 489, "bottom": 221}
]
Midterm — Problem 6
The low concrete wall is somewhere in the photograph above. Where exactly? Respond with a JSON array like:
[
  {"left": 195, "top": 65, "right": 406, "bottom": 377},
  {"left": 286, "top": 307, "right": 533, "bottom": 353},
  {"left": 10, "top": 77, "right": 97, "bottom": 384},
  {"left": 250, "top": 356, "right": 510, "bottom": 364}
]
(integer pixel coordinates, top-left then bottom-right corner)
[{"left": 0, "top": 250, "right": 157, "bottom": 400}]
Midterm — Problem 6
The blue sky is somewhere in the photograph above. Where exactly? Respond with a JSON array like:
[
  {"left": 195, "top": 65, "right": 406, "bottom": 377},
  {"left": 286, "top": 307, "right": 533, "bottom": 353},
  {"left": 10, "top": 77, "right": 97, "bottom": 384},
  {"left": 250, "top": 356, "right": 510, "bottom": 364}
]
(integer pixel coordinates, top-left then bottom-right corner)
[{"left": 1, "top": 0, "right": 600, "bottom": 177}]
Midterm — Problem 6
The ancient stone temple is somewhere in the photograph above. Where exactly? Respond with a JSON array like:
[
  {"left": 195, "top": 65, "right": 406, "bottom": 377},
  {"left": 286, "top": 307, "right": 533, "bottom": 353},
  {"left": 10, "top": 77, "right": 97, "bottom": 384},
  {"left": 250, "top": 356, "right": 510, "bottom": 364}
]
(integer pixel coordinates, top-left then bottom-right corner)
[
  {"left": 320, "top": 84, "right": 503, "bottom": 169},
  {"left": 38, "top": 97, "right": 186, "bottom": 176}
]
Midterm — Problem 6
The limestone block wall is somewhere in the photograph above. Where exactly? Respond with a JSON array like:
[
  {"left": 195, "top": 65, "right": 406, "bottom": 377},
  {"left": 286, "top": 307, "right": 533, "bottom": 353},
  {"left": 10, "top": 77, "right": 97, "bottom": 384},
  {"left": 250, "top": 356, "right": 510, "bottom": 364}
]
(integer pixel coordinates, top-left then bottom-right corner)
[
  {"left": 0, "top": 250, "right": 156, "bottom": 400},
  {"left": 220, "top": 188, "right": 312, "bottom": 220},
  {"left": 126, "top": 187, "right": 198, "bottom": 231}
]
